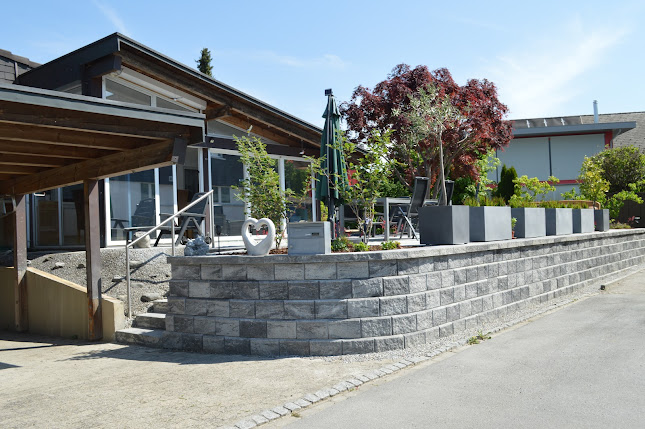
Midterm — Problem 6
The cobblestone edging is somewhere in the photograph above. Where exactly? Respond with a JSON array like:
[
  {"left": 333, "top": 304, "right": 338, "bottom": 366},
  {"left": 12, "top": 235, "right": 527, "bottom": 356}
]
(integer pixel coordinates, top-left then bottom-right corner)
[{"left": 164, "top": 229, "right": 645, "bottom": 356}]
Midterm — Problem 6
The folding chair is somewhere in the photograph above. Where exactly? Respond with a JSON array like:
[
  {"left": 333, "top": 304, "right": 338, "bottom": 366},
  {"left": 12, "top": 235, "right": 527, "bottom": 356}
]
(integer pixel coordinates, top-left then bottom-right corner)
[
  {"left": 154, "top": 192, "right": 209, "bottom": 246},
  {"left": 122, "top": 198, "right": 156, "bottom": 243},
  {"left": 390, "top": 177, "right": 430, "bottom": 239}
]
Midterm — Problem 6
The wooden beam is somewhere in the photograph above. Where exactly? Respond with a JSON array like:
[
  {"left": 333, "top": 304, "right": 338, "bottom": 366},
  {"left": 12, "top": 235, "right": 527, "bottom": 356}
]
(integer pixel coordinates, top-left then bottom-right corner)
[
  {"left": 13, "top": 194, "right": 28, "bottom": 331},
  {"left": 84, "top": 179, "right": 102, "bottom": 340},
  {"left": 0, "top": 140, "right": 110, "bottom": 160},
  {"left": 205, "top": 105, "right": 232, "bottom": 120},
  {"left": 119, "top": 49, "right": 320, "bottom": 145},
  {"left": 0, "top": 165, "right": 46, "bottom": 175},
  {"left": 0, "top": 122, "right": 157, "bottom": 151},
  {"left": 221, "top": 115, "right": 301, "bottom": 148},
  {"left": 197, "top": 136, "right": 318, "bottom": 158},
  {"left": 0, "top": 139, "right": 186, "bottom": 196},
  {"left": 0, "top": 154, "right": 70, "bottom": 168}
]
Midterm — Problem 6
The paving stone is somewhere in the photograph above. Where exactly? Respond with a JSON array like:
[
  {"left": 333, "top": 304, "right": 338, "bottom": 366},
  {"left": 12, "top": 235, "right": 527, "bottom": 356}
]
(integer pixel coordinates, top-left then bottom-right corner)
[
  {"left": 283, "top": 402, "right": 301, "bottom": 411},
  {"left": 304, "top": 393, "right": 322, "bottom": 403},
  {"left": 234, "top": 418, "right": 256, "bottom": 429},
  {"left": 355, "top": 374, "right": 370, "bottom": 383},
  {"left": 271, "top": 406, "right": 290, "bottom": 416},
  {"left": 250, "top": 414, "right": 269, "bottom": 425},
  {"left": 295, "top": 398, "right": 312, "bottom": 407},
  {"left": 332, "top": 382, "right": 349, "bottom": 392},
  {"left": 260, "top": 410, "right": 281, "bottom": 421},
  {"left": 346, "top": 378, "right": 363, "bottom": 387}
]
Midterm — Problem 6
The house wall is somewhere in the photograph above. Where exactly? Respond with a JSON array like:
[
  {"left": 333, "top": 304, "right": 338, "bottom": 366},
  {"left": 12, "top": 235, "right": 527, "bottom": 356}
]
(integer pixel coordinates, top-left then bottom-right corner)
[
  {"left": 163, "top": 229, "right": 645, "bottom": 356},
  {"left": 0, "top": 267, "right": 125, "bottom": 341}
]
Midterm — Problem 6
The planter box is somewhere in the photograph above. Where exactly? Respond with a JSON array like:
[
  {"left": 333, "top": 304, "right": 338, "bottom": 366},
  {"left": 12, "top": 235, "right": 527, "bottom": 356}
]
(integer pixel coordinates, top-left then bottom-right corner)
[
  {"left": 287, "top": 222, "right": 331, "bottom": 255},
  {"left": 572, "top": 208, "right": 595, "bottom": 233},
  {"left": 469, "top": 206, "right": 512, "bottom": 242},
  {"left": 418, "top": 205, "right": 470, "bottom": 245},
  {"left": 545, "top": 208, "right": 573, "bottom": 236},
  {"left": 511, "top": 207, "right": 546, "bottom": 238},
  {"left": 594, "top": 209, "right": 610, "bottom": 232}
]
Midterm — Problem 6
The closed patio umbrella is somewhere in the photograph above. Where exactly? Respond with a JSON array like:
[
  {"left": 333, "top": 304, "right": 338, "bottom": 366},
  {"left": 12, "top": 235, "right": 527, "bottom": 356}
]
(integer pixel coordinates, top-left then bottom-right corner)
[{"left": 316, "top": 89, "right": 349, "bottom": 238}]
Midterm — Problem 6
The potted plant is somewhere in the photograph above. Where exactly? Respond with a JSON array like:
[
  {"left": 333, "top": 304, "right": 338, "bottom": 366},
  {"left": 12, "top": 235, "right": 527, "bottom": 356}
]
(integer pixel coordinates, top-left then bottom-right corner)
[
  {"left": 508, "top": 175, "right": 554, "bottom": 238},
  {"left": 463, "top": 195, "right": 511, "bottom": 242},
  {"left": 540, "top": 200, "right": 573, "bottom": 236}
]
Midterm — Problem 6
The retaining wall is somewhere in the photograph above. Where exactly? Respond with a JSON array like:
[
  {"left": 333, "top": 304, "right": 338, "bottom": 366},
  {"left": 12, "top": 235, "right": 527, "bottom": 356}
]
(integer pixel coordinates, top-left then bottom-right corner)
[{"left": 164, "top": 229, "right": 645, "bottom": 356}]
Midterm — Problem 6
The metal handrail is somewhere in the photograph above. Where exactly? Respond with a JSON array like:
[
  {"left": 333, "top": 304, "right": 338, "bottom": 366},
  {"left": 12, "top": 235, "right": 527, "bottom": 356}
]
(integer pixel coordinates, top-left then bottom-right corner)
[{"left": 125, "top": 189, "right": 214, "bottom": 318}]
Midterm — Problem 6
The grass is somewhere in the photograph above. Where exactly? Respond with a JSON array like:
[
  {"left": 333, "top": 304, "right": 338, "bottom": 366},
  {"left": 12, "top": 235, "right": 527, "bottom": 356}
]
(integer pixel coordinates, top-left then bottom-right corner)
[{"left": 467, "top": 330, "right": 492, "bottom": 345}]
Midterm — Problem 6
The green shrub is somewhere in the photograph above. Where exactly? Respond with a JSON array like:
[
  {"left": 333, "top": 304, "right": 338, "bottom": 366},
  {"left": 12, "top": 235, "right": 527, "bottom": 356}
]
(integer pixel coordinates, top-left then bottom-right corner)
[
  {"left": 381, "top": 241, "right": 401, "bottom": 250},
  {"left": 353, "top": 242, "right": 369, "bottom": 252},
  {"left": 497, "top": 165, "right": 518, "bottom": 203},
  {"left": 331, "top": 235, "right": 351, "bottom": 252}
]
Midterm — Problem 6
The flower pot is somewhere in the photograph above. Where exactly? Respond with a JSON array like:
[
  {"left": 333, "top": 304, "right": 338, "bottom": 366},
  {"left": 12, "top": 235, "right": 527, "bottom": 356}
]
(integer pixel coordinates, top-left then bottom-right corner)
[
  {"left": 418, "top": 205, "right": 470, "bottom": 245},
  {"left": 594, "top": 209, "right": 610, "bottom": 231},
  {"left": 511, "top": 207, "right": 546, "bottom": 238},
  {"left": 572, "top": 208, "right": 594, "bottom": 233},
  {"left": 469, "top": 206, "right": 512, "bottom": 242},
  {"left": 545, "top": 208, "right": 573, "bottom": 236}
]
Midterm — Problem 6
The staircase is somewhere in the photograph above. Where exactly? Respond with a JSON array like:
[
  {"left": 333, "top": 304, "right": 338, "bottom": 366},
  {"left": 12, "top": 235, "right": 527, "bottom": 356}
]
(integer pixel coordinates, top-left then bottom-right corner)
[{"left": 115, "top": 299, "right": 168, "bottom": 348}]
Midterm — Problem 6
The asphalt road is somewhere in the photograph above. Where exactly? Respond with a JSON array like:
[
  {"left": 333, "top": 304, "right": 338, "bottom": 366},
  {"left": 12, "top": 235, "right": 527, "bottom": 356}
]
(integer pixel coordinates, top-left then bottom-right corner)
[{"left": 274, "top": 271, "right": 645, "bottom": 429}]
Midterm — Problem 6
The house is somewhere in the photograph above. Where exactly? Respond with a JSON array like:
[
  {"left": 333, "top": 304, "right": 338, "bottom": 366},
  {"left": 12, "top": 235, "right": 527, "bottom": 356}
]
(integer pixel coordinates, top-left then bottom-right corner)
[
  {"left": 0, "top": 33, "right": 322, "bottom": 249},
  {"left": 493, "top": 110, "right": 640, "bottom": 197}
]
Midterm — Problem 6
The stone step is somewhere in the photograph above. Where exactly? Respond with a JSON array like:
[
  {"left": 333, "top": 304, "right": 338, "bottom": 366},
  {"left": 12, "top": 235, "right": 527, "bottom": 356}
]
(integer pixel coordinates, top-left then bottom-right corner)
[
  {"left": 151, "top": 299, "right": 169, "bottom": 314},
  {"left": 115, "top": 328, "right": 164, "bottom": 348},
  {"left": 133, "top": 313, "right": 166, "bottom": 330}
]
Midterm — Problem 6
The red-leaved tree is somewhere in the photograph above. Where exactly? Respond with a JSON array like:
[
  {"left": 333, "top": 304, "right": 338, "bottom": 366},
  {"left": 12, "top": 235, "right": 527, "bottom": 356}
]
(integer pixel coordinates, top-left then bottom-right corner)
[{"left": 341, "top": 64, "right": 513, "bottom": 197}]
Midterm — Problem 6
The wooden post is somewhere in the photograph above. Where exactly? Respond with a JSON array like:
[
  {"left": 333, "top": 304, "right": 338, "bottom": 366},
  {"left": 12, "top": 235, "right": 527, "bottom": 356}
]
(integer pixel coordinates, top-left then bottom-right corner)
[
  {"left": 13, "top": 194, "right": 28, "bottom": 332},
  {"left": 84, "top": 179, "right": 103, "bottom": 340},
  {"left": 201, "top": 149, "right": 212, "bottom": 239}
]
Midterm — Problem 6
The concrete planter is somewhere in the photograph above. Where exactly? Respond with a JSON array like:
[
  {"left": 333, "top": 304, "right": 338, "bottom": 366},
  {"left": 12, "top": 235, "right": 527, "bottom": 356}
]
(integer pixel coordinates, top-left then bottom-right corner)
[
  {"left": 511, "top": 207, "right": 546, "bottom": 238},
  {"left": 594, "top": 209, "right": 610, "bottom": 231},
  {"left": 572, "top": 208, "right": 595, "bottom": 233},
  {"left": 418, "top": 205, "right": 470, "bottom": 245},
  {"left": 545, "top": 208, "right": 573, "bottom": 236},
  {"left": 469, "top": 206, "right": 512, "bottom": 242},
  {"left": 287, "top": 222, "right": 331, "bottom": 255}
]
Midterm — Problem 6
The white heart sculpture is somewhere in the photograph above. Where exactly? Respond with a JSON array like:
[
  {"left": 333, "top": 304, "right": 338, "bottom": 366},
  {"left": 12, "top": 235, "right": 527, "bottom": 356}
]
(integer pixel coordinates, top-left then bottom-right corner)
[{"left": 241, "top": 218, "right": 275, "bottom": 256}]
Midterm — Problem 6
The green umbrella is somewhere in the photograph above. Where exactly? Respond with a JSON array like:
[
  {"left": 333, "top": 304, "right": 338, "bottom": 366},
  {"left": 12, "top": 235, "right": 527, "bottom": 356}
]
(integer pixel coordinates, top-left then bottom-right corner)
[{"left": 316, "top": 89, "right": 349, "bottom": 238}]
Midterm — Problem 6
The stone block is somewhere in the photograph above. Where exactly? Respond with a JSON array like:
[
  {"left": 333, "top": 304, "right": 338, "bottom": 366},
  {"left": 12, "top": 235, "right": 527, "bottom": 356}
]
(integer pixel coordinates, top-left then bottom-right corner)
[
  {"left": 380, "top": 296, "right": 408, "bottom": 316},
  {"left": 289, "top": 281, "right": 320, "bottom": 299},
  {"left": 255, "top": 301, "right": 285, "bottom": 319},
  {"left": 267, "top": 320, "right": 297, "bottom": 339},
  {"left": 201, "top": 264, "right": 222, "bottom": 280},
  {"left": 280, "top": 340, "right": 310, "bottom": 356},
  {"left": 328, "top": 320, "right": 361, "bottom": 339},
  {"left": 427, "top": 272, "right": 441, "bottom": 289},
  {"left": 383, "top": 276, "right": 410, "bottom": 296},
  {"left": 441, "top": 271, "right": 455, "bottom": 288},
  {"left": 459, "top": 301, "right": 472, "bottom": 318},
  {"left": 202, "top": 335, "right": 225, "bottom": 353},
  {"left": 229, "top": 300, "right": 255, "bottom": 318},
  {"left": 374, "top": 335, "right": 404, "bottom": 352},
  {"left": 189, "top": 281, "right": 210, "bottom": 298},
  {"left": 392, "top": 314, "right": 417, "bottom": 334},
  {"left": 207, "top": 300, "right": 230, "bottom": 317},
  {"left": 404, "top": 331, "right": 426, "bottom": 348},
  {"left": 407, "top": 293, "right": 426, "bottom": 313},
  {"left": 448, "top": 253, "right": 470, "bottom": 269},
  {"left": 416, "top": 310, "right": 432, "bottom": 330},
  {"left": 164, "top": 315, "right": 175, "bottom": 331},
  {"left": 453, "top": 285, "right": 466, "bottom": 303},
  {"left": 174, "top": 315, "right": 194, "bottom": 333},
  {"left": 193, "top": 317, "right": 217, "bottom": 334},
  {"left": 369, "top": 260, "right": 398, "bottom": 277},
  {"left": 209, "top": 281, "right": 233, "bottom": 299},
  {"left": 247, "top": 264, "right": 275, "bottom": 281},
  {"left": 181, "top": 333, "right": 203, "bottom": 352},
  {"left": 440, "top": 288, "right": 454, "bottom": 305},
  {"left": 319, "top": 280, "right": 352, "bottom": 299},
  {"left": 259, "top": 281, "right": 289, "bottom": 300},
  {"left": 446, "top": 304, "right": 460, "bottom": 322},
  {"left": 409, "top": 274, "right": 427, "bottom": 293},
  {"left": 337, "top": 262, "right": 369, "bottom": 279},
  {"left": 348, "top": 298, "right": 379, "bottom": 318},
  {"left": 185, "top": 299, "right": 209, "bottom": 316},
  {"left": 342, "top": 338, "right": 374, "bottom": 355},
  {"left": 305, "top": 263, "right": 337, "bottom": 280},
  {"left": 222, "top": 265, "right": 247, "bottom": 280},
  {"left": 470, "top": 298, "right": 483, "bottom": 314},
  {"left": 215, "top": 319, "right": 240, "bottom": 337},
  {"left": 453, "top": 269, "right": 467, "bottom": 285},
  {"left": 426, "top": 290, "right": 441, "bottom": 309},
  {"left": 315, "top": 301, "right": 348, "bottom": 319},
  {"left": 310, "top": 340, "right": 343, "bottom": 356},
  {"left": 172, "top": 264, "right": 200, "bottom": 280},
  {"left": 418, "top": 257, "right": 434, "bottom": 273},
  {"left": 167, "top": 297, "right": 185, "bottom": 314},
  {"left": 352, "top": 278, "right": 383, "bottom": 298},
  {"left": 224, "top": 337, "right": 251, "bottom": 355},
  {"left": 432, "top": 308, "right": 447, "bottom": 326},
  {"left": 466, "top": 267, "right": 478, "bottom": 283},
  {"left": 275, "top": 263, "right": 305, "bottom": 280},
  {"left": 465, "top": 282, "right": 479, "bottom": 299},
  {"left": 426, "top": 326, "right": 440, "bottom": 341},
  {"left": 297, "top": 321, "right": 329, "bottom": 339},
  {"left": 240, "top": 320, "right": 267, "bottom": 338},
  {"left": 284, "top": 301, "right": 315, "bottom": 319},
  {"left": 231, "top": 281, "right": 259, "bottom": 299},
  {"left": 398, "top": 258, "right": 419, "bottom": 275},
  {"left": 361, "top": 317, "right": 392, "bottom": 337},
  {"left": 439, "top": 323, "right": 454, "bottom": 338},
  {"left": 169, "top": 280, "right": 189, "bottom": 297},
  {"left": 250, "top": 339, "right": 281, "bottom": 356}
]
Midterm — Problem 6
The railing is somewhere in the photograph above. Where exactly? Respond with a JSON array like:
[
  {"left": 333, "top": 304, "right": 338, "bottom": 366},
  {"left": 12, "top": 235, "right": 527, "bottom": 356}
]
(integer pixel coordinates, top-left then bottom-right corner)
[{"left": 125, "top": 190, "right": 214, "bottom": 318}]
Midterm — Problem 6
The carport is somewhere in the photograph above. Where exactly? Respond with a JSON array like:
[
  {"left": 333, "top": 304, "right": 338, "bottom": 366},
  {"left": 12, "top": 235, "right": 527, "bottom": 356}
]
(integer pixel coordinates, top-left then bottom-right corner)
[{"left": 0, "top": 82, "right": 204, "bottom": 339}]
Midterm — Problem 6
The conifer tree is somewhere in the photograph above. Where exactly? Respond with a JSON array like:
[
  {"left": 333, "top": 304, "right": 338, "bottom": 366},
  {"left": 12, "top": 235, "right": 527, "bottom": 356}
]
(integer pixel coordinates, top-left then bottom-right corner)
[{"left": 196, "top": 48, "right": 213, "bottom": 77}]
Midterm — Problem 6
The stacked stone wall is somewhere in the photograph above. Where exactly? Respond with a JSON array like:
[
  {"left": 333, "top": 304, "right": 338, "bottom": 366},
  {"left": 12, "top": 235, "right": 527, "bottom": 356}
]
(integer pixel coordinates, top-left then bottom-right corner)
[{"left": 164, "top": 230, "right": 645, "bottom": 356}]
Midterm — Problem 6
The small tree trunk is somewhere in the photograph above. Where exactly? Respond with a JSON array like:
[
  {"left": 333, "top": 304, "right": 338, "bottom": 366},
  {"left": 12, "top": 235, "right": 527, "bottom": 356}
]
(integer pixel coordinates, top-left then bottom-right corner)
[{"left": 438, "top": 135, "right": 447, "bottom": 206}]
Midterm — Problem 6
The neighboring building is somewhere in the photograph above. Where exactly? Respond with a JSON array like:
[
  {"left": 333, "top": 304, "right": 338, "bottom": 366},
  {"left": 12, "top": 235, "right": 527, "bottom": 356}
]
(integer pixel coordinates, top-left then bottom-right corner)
[
  {"left": 492, "top": 112, "right": 639, "bottom": 198},
  {"left": 1, "top": 33, "right": 322, "bottom": 249}
]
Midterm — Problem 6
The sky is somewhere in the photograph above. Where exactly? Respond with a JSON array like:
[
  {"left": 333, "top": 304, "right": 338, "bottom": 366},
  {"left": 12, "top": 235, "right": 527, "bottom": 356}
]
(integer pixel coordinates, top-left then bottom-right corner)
[{"left": 2, "top": 0, "right": 644, "bottom": 128}]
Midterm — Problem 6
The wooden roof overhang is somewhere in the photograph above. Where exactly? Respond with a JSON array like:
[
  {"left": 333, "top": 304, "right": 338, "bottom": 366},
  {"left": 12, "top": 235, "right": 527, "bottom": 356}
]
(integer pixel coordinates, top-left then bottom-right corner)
[
  {"left": 0, "top": 83, "right": 205, "bottom": 197},
  {"left": 16, "top": 33, "right": 322, "bottom": 154}
]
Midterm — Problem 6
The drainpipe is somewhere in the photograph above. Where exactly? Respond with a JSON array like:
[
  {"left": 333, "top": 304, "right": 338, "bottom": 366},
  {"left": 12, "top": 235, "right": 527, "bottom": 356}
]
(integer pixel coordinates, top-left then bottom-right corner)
[{"left": 593, "top": 100, "right": 599, "bottom": 123}]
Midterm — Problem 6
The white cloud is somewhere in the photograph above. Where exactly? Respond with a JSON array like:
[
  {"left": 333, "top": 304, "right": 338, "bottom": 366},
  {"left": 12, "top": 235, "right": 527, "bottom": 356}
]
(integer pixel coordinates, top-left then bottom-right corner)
[
  {"left": 484, "top": 18, "right": 628, "bottom": 119},
  {"left": 93, "top": 1, "right": 129, "bottom": 35}
]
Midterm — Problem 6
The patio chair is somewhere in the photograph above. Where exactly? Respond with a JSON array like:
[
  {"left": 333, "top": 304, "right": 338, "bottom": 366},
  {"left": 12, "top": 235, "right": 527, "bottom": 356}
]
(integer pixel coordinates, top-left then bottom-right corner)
[
  {"left": 390, "top": 177, "right": 430, "bottom": 239},
  {"left": 122, "top": 198, "right": 156, "bottom": 243},
  {"left": 154, "top": 192, "right": 209, "bottom": 246}
]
